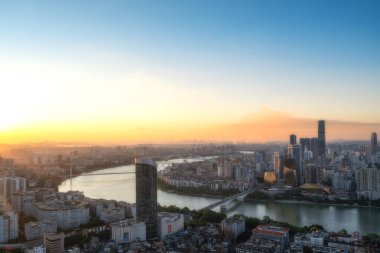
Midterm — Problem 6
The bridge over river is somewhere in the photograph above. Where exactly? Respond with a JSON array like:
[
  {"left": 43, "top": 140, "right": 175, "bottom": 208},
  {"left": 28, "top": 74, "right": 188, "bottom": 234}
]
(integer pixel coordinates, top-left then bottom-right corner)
[{"left": 201, "top": 189, "right": 255, "bottom": 211}]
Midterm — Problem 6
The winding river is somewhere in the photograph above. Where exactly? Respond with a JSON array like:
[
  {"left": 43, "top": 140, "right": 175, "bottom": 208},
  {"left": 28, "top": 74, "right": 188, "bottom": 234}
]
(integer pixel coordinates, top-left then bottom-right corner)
[{"left": 59, "top": 157, "right": 380, "bottom": 234}]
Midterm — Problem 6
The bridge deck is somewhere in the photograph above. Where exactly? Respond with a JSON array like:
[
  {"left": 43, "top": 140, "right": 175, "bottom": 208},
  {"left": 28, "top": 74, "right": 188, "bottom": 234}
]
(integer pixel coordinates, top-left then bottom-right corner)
[{"left": 200, "top": 189, "right": 255, "bottom": 210}]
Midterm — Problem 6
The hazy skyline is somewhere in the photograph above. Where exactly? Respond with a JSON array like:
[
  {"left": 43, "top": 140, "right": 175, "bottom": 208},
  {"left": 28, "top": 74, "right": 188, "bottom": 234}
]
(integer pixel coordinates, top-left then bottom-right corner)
[{"left": 0, "top": 1, "right": 379, "bottom": 144}]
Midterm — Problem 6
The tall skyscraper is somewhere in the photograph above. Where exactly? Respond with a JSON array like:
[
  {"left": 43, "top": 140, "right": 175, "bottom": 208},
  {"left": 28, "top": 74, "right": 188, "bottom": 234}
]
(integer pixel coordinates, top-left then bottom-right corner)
[
  {"left": 274, "top": 152, "right": 285, "bottom": 180},
  {"left": 311, "top": 137, "right": 318, "bottom": 158},
  {"left": 290, "top": 134, "right": 297, "bottom": 145},
  {"left": 317, "top": 120, "right": 326, "bottom": 157},
  {"left": 287, "top": 145, "right": 302, "bottom": 185},
  {"left": 135, "top": 158, "right": 157, "bottom": 239},
  {"left": 371, "top": 132, "right": 377, "bottom": 157},
  {"left": 300, "top": 137, "right": 311, "bottom": 160}
]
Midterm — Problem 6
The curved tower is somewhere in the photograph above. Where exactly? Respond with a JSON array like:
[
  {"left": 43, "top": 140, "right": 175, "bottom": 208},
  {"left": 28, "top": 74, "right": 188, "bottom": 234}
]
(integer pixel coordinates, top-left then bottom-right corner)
[{"left": 135, "top": 158, "right": 157, "bottom": 239}]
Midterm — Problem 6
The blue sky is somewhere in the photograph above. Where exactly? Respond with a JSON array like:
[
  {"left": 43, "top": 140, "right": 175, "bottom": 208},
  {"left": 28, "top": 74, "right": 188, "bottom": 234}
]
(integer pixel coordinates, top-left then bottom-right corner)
[{"left": 0, "top": 0, "right": 379, "bottom": 142}]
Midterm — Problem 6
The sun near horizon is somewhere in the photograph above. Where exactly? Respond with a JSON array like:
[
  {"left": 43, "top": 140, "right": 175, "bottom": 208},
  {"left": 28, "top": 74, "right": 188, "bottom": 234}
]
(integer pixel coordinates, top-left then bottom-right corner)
[{"left": 0, "top": 1, "right": 379, "bottom": 145}]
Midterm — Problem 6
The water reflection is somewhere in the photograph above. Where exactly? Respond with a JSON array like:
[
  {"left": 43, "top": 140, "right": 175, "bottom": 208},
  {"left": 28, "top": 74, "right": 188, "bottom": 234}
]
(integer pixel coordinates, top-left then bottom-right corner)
[{"left": 59, "top": 158, "right": 380, "bottom": 234}]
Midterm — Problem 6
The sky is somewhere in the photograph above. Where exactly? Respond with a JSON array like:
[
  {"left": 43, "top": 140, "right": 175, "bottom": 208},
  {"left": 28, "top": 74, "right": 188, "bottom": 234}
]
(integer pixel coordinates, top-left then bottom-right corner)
[{"left": 0, "top": 0, "right": 379, "bottom": 144}]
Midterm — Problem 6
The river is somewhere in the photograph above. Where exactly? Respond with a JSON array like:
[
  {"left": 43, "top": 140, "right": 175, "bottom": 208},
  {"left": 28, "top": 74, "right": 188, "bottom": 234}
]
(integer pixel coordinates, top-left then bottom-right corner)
[{"left": 58, "top": 157, "right": 380, "bottom": 234}]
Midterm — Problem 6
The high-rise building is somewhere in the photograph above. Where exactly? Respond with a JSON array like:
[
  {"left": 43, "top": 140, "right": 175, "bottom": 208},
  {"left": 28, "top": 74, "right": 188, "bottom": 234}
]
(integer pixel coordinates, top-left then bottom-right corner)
[
  {"left": 293, "top": 144, "right": 302, "bottom": 185},
  {"left": 303, "top": 164, "right": 322, "bottom": 184},
  {"left": 135, "top": 158, "right": 157, "bottom": 239},
  {"left": 223, "top": 158, "right": 233, "bottom": 179},
  {"left": 283, "top": 159, "right": 296, "bottom": 186},
  {"left": 371, "top": 132, "right": 377, "bottom": 157},
  {"left": 290, "top": 134, "right": 297, "bottom": 145},
  {"left": 274, "top": 153, "right": 285, "bottom": 180},
  {"left": 300, "top": 138, "right": 311, "bottom": 159},
  {"left": 356, "top": 164, "right": 380, "bottom": 200},
  {"left": 0, "top": 211, "right": 19, "bottom": 243},
  {"left": 0, "top": 176, "right": 27, "bottom": 201},
  {"left": 288, "top": 145, "right": 302, "bottom": 185},
  {"left": 311, "top": 137, "right": 319, "bottom": 158},
  {"left": 318, "top": 120, "right": 326, "bottom": 157}
]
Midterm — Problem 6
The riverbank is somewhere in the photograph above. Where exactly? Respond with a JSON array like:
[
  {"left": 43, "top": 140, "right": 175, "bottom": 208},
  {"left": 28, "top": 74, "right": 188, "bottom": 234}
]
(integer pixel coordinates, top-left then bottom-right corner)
[
  {"left": 157, "top": 177, "right": 240, "bottom": 198},
  {"left": 157, "top": 184, "right": 222, "bottom": 199},
  {"left": 157, "top": 184, "right": 380, "bottom": 210},
  {"left": 271, "top": 199, "right": 380, "bottom": 209}
]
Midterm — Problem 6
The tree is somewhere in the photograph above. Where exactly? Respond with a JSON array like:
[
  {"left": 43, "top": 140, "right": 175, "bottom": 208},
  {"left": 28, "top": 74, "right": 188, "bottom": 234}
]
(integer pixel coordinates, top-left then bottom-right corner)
[
  {"left": 303, "top": 245, "right": 313, "bottom": 253},
  {"left": 262, "top": 216, "right": 271, "bottom": 224}
]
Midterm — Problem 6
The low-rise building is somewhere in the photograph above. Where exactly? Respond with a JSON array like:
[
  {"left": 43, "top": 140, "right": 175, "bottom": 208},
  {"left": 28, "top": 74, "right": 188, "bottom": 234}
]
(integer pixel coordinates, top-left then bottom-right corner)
[
  {"left": 24, "top": 245, "right": 46, "bottom": 253},
  {"left": 251, "top": 225, "right": 289, "bottom": 251},
  {"left": 158, "top": 212, "right": 184, "bottom": 239},
  {"left": 221, "top": 216, "right": 245, "bottom": 239},
  {"left": 25, "top": 219, "right": 57, "bottom": 241},
  {"left": 31, "top": 201, "right": 89, "bottom": 230},
  {"left": 111, "top": 219, "right": 146, "bottom": 244}
]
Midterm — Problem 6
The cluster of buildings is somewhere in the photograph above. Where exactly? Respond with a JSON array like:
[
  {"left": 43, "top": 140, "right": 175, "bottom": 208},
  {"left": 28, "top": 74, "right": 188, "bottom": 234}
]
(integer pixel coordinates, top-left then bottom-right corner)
[
  {"left": 236, "top": 225, "right": 290, "bottom": 253},
  {"left": 259, "top": 121, "right": 380, "bottom": 201},
  {"left": 0, "top": 157, "right": 187, "bottom": 252},
  {"left": 157, "top": 121, "right": 380, "bottom": 202},
  {"left": 158, "top": 156, "right": 257, "bottom": 192}
]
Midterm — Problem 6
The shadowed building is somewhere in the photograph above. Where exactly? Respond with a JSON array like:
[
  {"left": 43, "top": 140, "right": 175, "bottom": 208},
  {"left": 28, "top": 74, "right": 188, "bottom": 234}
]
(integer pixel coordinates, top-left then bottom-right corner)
[
  {"left": 135, "top": 158, "right": 158, "bottom": 239},
  {"left": 283, "top": 158, "right": 297, "bottom": 187},
  {"left": 274, "top": 153, "right": 285, "bottom": 180},
  {"left": 371, "top": 132, "right": 377, "bottom": 157},
  {"left": 311, "top": 137, "right": 318, "bottom": 158},
  {"left": 288, "top": 145, "right": 302, "bottom": 185},
  {"left": 318, "top": 120, "right": 326, "bottom": 157},
  {"left": 290, "top": 134, "right": 297, "bottom": 145}
]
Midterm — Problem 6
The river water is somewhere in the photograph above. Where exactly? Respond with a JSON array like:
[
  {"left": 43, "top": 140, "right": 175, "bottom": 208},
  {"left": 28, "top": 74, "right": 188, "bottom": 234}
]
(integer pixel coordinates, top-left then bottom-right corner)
[{"left": 58, "top": 157, "right": 380, "bottom": 234}]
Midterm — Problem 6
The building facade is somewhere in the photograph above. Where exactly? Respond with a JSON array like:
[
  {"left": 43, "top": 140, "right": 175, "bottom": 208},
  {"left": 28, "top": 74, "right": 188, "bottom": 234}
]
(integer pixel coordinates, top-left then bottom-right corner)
[
  {"left": 318, "top": 120, "right": 326, "bottom": 158},
  {"left": 274, "top": 153, "right": 285, "bottom": 180},
  {"left": 157, "top": 212, "right": 184, "bottom": 239},
  {"left": 371, "top": 132, "right": 377, "bottom": 158},
  {"left": 356, "top": 164, "right": 380, "bottom": 200},
  {"left": 0, "top": 211, "right": 18, "bottom": 243},
  {"left": 135, "top": 158, "right": 158, "bottom": 239},
  {"left": 25, "top": 219, "right": 57, "bottom": 241},
  {"left": 43, "top": 233, "right": 64, "bottom": 253},
  {"left": 0, "top": 176, "right": 26, "bottom": 201},
  {"left": 251, "top": 225, "right": 289, "bottom": 251},
  {"left": 111, "top": 219, "right": 146, "bottom": 244},
  {"left": 221, "top": 216, "right": 245, "bottom": 239}
]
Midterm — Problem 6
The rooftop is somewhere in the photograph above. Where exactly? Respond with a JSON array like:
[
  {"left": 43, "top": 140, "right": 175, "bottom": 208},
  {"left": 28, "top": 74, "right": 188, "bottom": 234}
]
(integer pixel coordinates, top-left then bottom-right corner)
[
  {"left": 135, "top": 157, "right": 157, "bottom": 168},
  {"left": 110, "top": 219, "right": 145, "bottom": 227},
  {"left": 158, "top": 212, "right": 182, "bottom": 222},
  {"left": 252, "top": 225, "right": 289, "bottom": 237}
]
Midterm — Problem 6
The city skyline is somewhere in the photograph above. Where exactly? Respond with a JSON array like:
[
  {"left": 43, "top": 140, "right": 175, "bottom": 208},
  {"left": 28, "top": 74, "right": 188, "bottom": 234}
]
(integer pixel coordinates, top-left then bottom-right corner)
[{"left": 0, "top": 1, "right": 379, "bottom": 144}]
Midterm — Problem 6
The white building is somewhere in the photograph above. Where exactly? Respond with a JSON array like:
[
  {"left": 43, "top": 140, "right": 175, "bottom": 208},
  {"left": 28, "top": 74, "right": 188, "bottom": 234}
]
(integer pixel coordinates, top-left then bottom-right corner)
[
  {"left": 111, "top": 219, "right": 146, "bottom": 244},
  {"left": 157, "top": 212, "right": 184, "bottom": 239},
  {"left": 24, "top": 245, "right": 46, "bottom": 253},
  {"left": 356, "top": 165, "right": 380, "bottom": 200},
  {"left": 31, "top": 202, "right": 89, "bottom": 230},
  {"left": 221, "top": 216, "right": 245, "bottom": 239},
  {"left": 96, "top": 203, "right": 125, "bottom": 223},
  {"left": 309, "top": 233, "right": 325, "bottom": 247},
  {"left": 0, "top": 211, "right": 18, "bottom": 243},
  {"left": 25, "top": 219, "right": 57, "bottom": 241}
]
